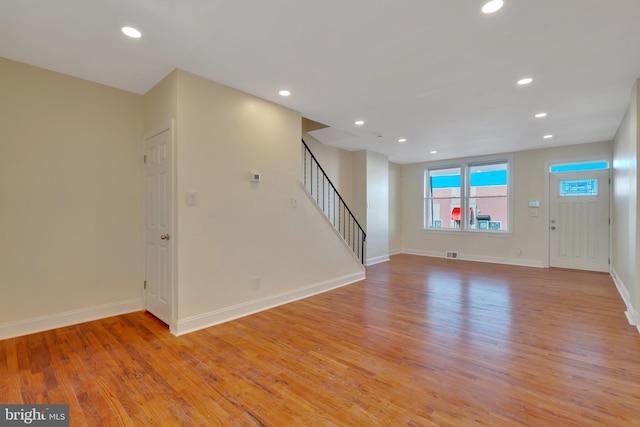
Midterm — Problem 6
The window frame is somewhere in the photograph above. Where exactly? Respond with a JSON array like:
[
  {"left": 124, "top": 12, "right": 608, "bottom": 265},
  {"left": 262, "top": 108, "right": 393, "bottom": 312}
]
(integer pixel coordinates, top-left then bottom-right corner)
[{"left": 423, "top": 155, "right": 512, "bottom": 234}]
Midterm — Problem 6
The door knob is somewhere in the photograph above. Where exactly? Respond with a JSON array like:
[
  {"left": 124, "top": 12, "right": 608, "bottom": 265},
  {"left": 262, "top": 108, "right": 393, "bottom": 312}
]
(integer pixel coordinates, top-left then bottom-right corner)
[
  {"left": 160, "top": 234, "right": 170, "bottom": 240},
  {"left": 550, "top": 226, "right": 556, "bottom": 230}
]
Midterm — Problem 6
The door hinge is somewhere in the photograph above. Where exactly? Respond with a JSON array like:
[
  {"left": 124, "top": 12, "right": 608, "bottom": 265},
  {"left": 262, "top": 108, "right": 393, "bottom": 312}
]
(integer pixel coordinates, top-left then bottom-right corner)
[
  {"left": 144, "top": 280, "right": 147, "bottom": 289},
  {"left": 143, "top": 154, "right": 147, "bottom": 164},
  {"left": 609, "top": 218, "right": 611, "bottom": 225},
  {"left": 608, "top": 258, "right": 611, "bottom": 265}
]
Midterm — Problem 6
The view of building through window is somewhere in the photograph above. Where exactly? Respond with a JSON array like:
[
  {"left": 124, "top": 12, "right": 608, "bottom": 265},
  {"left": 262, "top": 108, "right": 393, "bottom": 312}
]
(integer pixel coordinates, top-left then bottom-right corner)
[
  {"left": 425, "top": 167, "right": 461, "bottom": 229},
  {"left": 425, "top": 161, "right": 509, "bottom": 231}
]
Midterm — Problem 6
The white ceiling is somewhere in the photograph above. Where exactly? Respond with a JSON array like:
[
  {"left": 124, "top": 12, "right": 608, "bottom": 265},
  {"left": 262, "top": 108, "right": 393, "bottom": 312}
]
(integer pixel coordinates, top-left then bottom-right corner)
[{"left": 2, "top": 0, "right": 639, "bottom": 164}]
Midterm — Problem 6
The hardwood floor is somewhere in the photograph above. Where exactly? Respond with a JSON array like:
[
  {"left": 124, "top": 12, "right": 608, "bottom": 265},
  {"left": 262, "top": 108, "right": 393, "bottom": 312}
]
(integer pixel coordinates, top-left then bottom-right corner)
[{"left": 2, "top": 254, "right": 640, "bottom": 426}]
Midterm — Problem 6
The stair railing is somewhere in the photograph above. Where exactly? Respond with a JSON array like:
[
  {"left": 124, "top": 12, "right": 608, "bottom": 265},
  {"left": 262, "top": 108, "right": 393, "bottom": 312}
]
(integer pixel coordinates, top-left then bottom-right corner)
[{"left": 302, "top": 139, "right": 366, "bottom": 264}]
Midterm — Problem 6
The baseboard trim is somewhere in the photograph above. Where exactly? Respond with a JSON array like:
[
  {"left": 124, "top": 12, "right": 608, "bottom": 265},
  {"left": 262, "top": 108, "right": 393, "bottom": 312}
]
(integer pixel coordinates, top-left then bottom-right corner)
[
  {"left": 174, "top": 272, "right": 366, "bottom": 336},
  {"left": 0, "top": 298, "right": 143, "bottom": 340},
  {"left": 401, "top": 249, "right": 544, "bottom": 268},
  {"left": 610, "top": 268, "right": 639, "bottom": 328},
  {"left": 366, "top": 255, "right": 390, "bottom": 266}
]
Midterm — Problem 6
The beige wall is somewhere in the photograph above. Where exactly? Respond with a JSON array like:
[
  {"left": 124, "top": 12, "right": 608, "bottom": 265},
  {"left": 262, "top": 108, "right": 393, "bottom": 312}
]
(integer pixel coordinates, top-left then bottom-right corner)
[
  {"left": 1, "top": 59, "right": 364, "bottom": 338},
  {"left": 351, "top": 151, "right": 368, "bottom": 232},
  {"left": 173, "top": 70, "right": 363, "bottom": 325},
  {"left": 401, "top": 141, "right": 612, "bottom": 266},
  {"left": 612, "top": 80, "right": 639, "bottom": 322},
  {"left": 389, "top": 161, "right": 402, "bottom": 253},
  {"left": 298, "top": 138, "right": 397, "bottom": 263},
  {"left": 365, "top": 151, "right": 390, "bottom": 264},
  {"left": 0, "top": 58, "right": 143, "bottom": 334},
  {"left": 302, "top": 132, "right": 354, "bottom": 207},
  {"left": 144, "top": 70, "right": 177, "bottom": 133}
]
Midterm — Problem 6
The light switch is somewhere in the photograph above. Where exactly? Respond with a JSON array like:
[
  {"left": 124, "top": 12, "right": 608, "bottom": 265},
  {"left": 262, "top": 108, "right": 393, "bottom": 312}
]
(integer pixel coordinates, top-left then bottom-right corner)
[{"left": 186, "top": 191, "right": 198, "bottom": 206}]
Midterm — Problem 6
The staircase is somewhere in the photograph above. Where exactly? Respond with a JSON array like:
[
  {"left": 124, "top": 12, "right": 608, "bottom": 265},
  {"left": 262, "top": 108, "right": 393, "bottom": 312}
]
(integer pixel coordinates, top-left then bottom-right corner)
[{"left": 301, "top": 139, "right": 366, "bottom": 264}]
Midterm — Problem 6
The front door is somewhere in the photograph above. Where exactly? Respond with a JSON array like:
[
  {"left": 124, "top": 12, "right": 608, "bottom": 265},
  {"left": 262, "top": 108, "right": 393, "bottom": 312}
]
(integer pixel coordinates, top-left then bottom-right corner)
[
  {"left": 144, "top": 128, "right": 173, "bottom": 324},
  {"left": 549, "top": 169, "right": 609, "bottom": 272}
]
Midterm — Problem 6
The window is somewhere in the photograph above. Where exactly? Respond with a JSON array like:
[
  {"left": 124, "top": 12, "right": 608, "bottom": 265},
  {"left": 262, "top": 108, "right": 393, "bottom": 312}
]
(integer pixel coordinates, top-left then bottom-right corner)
[
  {"left": 549, "top": 161, "right": 608, "bottom": 173},
  {"left": 425, "top": 160, "right": 509, "bottom": 232},
  {"left": 425, "top": 167, "right": 461, "bottom": 230},
  {"left": 559, "top": 179, "right": 598, "bottom": 197}
]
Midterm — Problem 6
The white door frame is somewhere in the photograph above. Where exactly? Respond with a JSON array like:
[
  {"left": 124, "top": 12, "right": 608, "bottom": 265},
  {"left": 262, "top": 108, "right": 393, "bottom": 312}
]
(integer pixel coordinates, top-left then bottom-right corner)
[
  {"left": 545, "top": 157, "right": 611, "bottom": 271},
  {"left": 143, "top": 120, "right": 177, "bottom": 332}
]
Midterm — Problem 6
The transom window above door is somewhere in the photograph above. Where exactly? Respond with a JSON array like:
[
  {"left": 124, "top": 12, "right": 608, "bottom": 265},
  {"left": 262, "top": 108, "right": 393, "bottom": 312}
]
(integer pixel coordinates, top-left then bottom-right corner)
[{"left": 549, "top": 161, "right": 609, "bottom": 173}]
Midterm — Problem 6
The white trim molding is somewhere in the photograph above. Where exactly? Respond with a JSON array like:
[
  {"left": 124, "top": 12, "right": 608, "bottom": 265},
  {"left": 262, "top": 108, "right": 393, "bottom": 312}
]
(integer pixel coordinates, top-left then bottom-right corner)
[
  {"left": 0, "top": 298, "right": 143, "bottom": 340},
  {"left": 610, "top": 268, "right": 640, "bottom": 329},
  {"left": 173, "top": 272, "right": 365, "bottom": 336},
  {"left": 367, "top": 255, "right": 390, "bottom": 266},
  {"left": 401, "top": 249, "right": 544, "bottom": 268}
]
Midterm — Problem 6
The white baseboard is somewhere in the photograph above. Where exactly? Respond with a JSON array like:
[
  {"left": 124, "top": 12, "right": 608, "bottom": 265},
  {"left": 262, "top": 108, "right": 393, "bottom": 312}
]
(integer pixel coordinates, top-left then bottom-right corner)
[
  {"left": 366, "top": 255, "right": 390, "bottom": 266},
  {"left": 174, "top": 271, "right": 366, "bottom": 336},
  {"left": 0, "top": 298, "right": 143, "bottom": 340},
  {"left": 401, "top": 249, "right": 544, "bottom": 268},
  {"left": 388, "top": 248, "right": 402, "bottom": 256},
  {"left": 610, "top": 268, "right": 639, "bottom": 328}
]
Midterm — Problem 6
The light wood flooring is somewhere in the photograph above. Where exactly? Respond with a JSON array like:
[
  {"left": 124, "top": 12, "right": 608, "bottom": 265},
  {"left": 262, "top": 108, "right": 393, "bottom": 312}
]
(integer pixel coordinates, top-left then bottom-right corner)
[{"left": 2, "top": 254, "right": 640, "bottom": 426}]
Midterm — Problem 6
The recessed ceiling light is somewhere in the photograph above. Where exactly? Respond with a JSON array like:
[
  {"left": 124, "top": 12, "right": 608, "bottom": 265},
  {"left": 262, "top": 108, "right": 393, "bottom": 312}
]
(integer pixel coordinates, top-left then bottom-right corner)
[
  {"left": 354, "top": 120, "right": 365, "bottom": 126},
  {"left": 535, "top": 112, "right": 548, "bottom": 118},
  {"left": 278, "top": 90, "right": 291, "bottom": 97},
  {"left": 482, "top": 0, "right": 504, "bottom": 14},
  {"left": 517, "top": 77, "right": 533, "bottom": 86},
  {"left": 543, "top": 134, "right": 554, "bottom": 139},
  {"left": 430, "top": 150, "right": 438, "bottom": 154},
  {"left": 398, "top": 138, "right": 407, "bottom": 143},
  {"left": 121, "top": 26, "right": 142, "bottom": 39}
]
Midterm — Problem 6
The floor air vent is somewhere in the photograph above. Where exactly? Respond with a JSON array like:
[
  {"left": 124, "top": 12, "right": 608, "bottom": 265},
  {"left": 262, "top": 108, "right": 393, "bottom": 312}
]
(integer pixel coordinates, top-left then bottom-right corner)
[{"left": 446, "top": 251, "right": 459, "bottom": 259}]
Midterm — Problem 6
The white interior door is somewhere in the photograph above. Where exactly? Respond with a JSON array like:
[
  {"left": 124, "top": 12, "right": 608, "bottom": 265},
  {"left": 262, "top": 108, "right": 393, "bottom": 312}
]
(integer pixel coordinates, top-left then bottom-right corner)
[
  {"left": 549, "top": 169, "right": 609, "bottom": 272},
  {"left": 145, "top": 128, "right": 173, "bottom": 324}
]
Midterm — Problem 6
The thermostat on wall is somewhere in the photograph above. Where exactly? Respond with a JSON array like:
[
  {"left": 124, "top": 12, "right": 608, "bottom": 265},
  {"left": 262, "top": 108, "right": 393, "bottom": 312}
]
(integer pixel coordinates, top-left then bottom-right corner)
[{"left": 250, "top": 172, "right": 261, "bottom": 182}]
